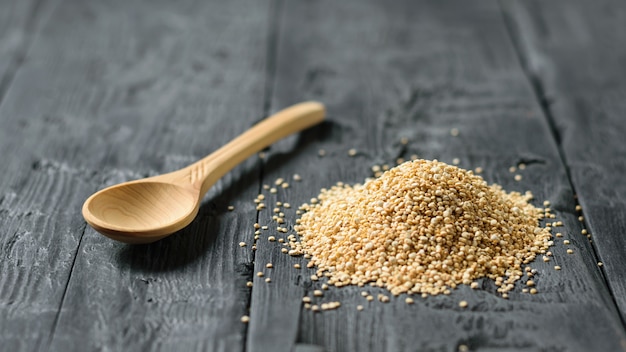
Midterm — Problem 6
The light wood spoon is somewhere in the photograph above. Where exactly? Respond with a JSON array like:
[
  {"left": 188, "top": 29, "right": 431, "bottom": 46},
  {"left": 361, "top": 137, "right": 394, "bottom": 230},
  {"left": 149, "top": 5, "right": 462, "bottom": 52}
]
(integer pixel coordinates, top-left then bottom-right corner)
[{"left": 82, "top": 101, "right": 325, "bottom": 244}]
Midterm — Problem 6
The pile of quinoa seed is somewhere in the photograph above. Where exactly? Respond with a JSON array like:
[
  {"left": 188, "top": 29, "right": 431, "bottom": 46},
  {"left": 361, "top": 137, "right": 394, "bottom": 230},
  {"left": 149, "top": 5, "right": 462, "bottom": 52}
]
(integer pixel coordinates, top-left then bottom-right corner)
[{"left": 290, "top": 159, "right": 553, "bottom": 297}]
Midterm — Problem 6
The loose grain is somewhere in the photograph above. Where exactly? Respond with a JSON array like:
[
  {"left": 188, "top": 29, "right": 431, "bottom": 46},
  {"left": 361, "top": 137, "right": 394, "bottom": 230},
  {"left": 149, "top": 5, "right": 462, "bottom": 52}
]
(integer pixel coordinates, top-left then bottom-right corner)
[{"left": 292, "top": 159, "right": 552, "bottom": 296}]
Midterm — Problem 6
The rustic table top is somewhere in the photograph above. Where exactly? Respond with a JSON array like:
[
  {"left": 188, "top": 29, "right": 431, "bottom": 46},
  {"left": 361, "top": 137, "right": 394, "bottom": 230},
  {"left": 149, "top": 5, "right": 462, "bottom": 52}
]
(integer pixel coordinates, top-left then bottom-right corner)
[{"left": 1, "top": 0, "right": 625, "bottom": 351}]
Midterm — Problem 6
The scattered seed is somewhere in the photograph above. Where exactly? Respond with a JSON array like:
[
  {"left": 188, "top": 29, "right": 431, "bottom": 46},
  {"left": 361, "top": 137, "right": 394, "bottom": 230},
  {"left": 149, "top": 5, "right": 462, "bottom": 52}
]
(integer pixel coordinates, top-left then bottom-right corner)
[
  {"left": 452, "top": 158, "right": 460, "bottom": 165},
  {"left": 266, "top": 263, "right": 273, "bottom": 269},
  {"left": 554, "top": 265, "right": 561, "bottom": 271},
  {"left": 514, "top": 174, "right": 522, "bottom": 181},
  {"left": 256, "top": 272, "right": 264, "bottom": 277},
  {"left": 314, "top": 290, "right": 323, "bottom": 297},
  {"left": 322, "top": 284, "right": 329, "bottom": 290},
  {"left": 474, "top": 167, "right": 483, "bottom": 174},
  {"left": 357, "top": 305, "right": 364, "bottom": 311},
  {"left": 247, "top": 281, "right": 253, "bottom": 287},
  {"left": 450, "top": 128, "right": 459, "bottom": 136},
  {"left": 241, "top": 315, "right": 250, "bottom": 323},
  {"left": 519, "top": 163, "right": 526, "bottom": 170},
  {"left": 509, "top": 166, "right": 517, "bottom": 173},
  {"left": 348, "top": 148, "right": 357, "bottom": 156},
  {"left": 268, "top": 236, "right": 276, "bottom": 242},
  {"left": 405, "top": 297, "right": 414, "bottom": 304},
  {"left": 581, "top": 229, "right": 588, "bottom": 235},
  {"left": 318, "top": 149, "right": 326, "bottom": 157},
  {"left": 598, "top": 262, "right": 603, "bottom": 267},
  {"left": 459, "top": 300, "right": 468, "bottom": 308},
  {"left": 239, "top": 242, "right": 246, "bottom": 247},
  {"left": 311, "top": 275, "right": 319, "bottom": 281},
  {"left": 575, "top": 205, "right": 582, "bottom": 211},
  {"left": 567, "top": 249, "right": 574, "bottom": 254},
  {"left": 526, "top": 280, "right": 535, "bottom": 287},
  {"left": 228, "top": 205, "right": 235, "bottom": 211},
  {"left": 530, "top": 288, "right": 538, "bottom": 294},
  {"left": 293, "top": 174, "right": 302, "bottom": 181}
]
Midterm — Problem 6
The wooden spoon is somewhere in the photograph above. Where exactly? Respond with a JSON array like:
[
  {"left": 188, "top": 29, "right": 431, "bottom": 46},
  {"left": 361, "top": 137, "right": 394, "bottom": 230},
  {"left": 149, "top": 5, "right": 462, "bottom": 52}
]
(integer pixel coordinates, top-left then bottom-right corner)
[{"left": 82, "top": 101, "right": 325, "bottom": 244}]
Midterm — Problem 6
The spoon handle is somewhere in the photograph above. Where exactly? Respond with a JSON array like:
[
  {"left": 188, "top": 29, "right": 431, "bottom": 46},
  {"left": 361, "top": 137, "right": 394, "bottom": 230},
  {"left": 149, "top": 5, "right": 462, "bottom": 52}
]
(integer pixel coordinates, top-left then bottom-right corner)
[{"left": 190, "top": 101, "right": 325, "bottom": 194}]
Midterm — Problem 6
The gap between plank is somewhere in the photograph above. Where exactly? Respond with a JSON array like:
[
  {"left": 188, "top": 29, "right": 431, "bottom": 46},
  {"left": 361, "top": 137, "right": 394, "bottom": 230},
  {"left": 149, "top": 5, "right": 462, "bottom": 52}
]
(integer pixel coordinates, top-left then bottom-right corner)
[
  {"left": 243, "top": 0, "right": 285, "bottom": 351},
  {"left": 497, "top": 0, "right": 626, "bottom": 330},
  {"left": 43, "top": 222, "right": 87, "bottom": 352}
]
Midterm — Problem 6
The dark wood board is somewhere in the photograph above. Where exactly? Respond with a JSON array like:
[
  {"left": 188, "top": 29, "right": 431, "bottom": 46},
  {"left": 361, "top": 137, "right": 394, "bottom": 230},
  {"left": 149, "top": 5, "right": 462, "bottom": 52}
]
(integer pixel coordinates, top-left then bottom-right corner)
[
  {"left": 0, "top": 0, "right": 271, "bottom": 350},
  {"left": 0, "top": 0, "right": 49, "bottom": 102},
  {"left": 248, "top": 0, "right": 626, "bottom": 351},
  {"left": 2, "top": 0, "right": 626, "bottom": 351},
  {"left": 502, "top": 0, "right": 626, "bottom": 322}
]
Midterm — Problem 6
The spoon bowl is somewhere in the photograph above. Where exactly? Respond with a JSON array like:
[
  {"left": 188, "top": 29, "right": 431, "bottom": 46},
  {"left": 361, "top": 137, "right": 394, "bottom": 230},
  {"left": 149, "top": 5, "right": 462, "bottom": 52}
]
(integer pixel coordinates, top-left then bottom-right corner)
[
  {"left": 83, "top": 181, "right": 199, "bottom": 243},
  {"left": 82, "top": 102, "right": 325, "bottom": 244}
]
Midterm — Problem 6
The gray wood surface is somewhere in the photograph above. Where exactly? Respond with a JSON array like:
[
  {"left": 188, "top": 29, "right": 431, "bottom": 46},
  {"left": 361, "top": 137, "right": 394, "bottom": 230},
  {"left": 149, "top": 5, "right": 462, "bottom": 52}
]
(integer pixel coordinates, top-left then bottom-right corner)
[
  {"left": 503, "top": 0, "right": 626, "bottom": 322},
  {"left": 0, "top": 0, "right": 625, "bottom": 351},
  {"left": 250, "top": 0, "right": 626, "bottom": 351},
  {"left": 1, "top": 0, "right": 270, "bottom": 351},
  {"left": 0, "top": 0, "right": 47, "bottom": 101}
]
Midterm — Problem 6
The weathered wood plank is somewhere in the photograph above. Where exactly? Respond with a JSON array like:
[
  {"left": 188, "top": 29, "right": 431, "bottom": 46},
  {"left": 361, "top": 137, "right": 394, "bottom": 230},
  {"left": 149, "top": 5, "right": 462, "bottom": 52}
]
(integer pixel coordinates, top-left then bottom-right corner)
[
  {"left": 0, "top": 0, "right": 48, "bottom": 101},
  {"left": 0, "top": 0, "right": 271, "bottom": 350},
  {"left": 247, "top": 0, "right": 626, "bottom": 351},
  {"left": 503, "top": 0, "right": 626, "bottom": 321}
]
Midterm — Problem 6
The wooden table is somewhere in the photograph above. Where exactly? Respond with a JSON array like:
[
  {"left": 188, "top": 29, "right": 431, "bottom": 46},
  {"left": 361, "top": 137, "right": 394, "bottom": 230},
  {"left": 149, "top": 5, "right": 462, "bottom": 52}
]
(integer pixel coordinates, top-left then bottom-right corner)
[{"left": 1, "top": 0, "right": 625, "bottom": 351}]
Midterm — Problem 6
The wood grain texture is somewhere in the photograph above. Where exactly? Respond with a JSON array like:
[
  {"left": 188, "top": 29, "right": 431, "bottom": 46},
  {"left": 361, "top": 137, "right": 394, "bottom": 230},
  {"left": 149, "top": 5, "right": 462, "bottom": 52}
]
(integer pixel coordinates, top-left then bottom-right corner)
[
  {"left": 0, "top": 0, "right": 271, "bottom": 350},
  {"left": 2, "top": 0, "right": 626, "bottom": 351},
  {"left": 0, "top": 0, "right": 49, "bottom": 102},
  {"left": 502, "top": 0, "right": 626, "bottom": 321},
  {"left": 248, "top": 0, "right": 626, "bottom": 351}
]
